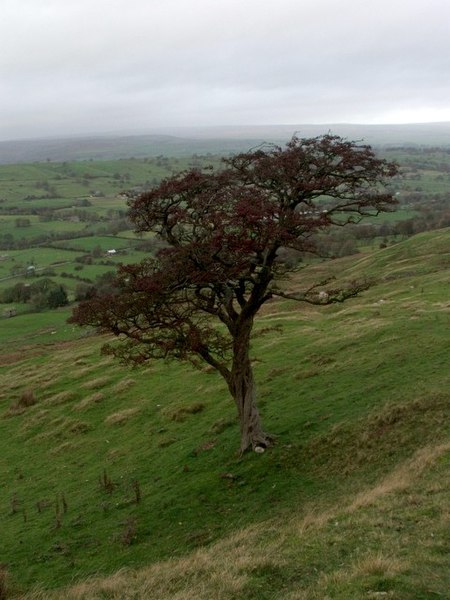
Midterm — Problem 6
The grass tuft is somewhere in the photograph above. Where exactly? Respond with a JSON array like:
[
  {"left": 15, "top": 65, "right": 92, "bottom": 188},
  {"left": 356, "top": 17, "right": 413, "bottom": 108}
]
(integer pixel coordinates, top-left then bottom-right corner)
[
  {"left": 68, "top": 420, "right": 91, "bottom": 434},
  {"left": 81, "top": 376, "right": 111, "bottom": 390},
  {"left": 44, "top": 390, "right": 76, "bottom": 407},
  {"left": 210, "top": 417, "right": 235, "bottom": 434},
  {"left": 3, "top": 389, "right": 37, "bottom": 417},
  {"left": 113, "top": 378, "right": 136, "bottom": 393},
  {"left": 166, "top": 402, "right": 205, "bottom": 422},
  {"left": 73, "top": 392, "right": 105, "bottom": 411},
  {"left": 105, "top": 407, "right": 140, "bottom": 425}
]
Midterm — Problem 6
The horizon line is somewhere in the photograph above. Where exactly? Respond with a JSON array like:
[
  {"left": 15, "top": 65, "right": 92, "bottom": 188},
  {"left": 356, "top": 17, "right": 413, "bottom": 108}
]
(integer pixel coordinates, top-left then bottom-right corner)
[{"left": 2, "top": 121, "right": 450, "bottom": 144}]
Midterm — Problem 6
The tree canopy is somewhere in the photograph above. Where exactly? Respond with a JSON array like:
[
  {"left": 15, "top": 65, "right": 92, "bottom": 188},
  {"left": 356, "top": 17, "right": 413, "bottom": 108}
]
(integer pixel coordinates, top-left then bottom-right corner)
[{"left": 70, "top": 135, "right": 398, "bottom": 452}]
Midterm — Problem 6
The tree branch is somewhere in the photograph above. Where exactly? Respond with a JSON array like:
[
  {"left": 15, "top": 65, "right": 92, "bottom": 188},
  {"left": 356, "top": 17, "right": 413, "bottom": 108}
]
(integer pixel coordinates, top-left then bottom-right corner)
[{"left": 271, "top": 278, "right": 372, "bottom": 305}]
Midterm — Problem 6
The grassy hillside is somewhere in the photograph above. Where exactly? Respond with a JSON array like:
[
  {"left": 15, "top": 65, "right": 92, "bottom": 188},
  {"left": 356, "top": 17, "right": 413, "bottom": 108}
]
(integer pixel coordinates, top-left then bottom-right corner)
[
  {"left": 24, "top": 438, "right": 450, "bottom": 599},
  {"left": 0, "top": 229, "right": 449, "bottom": 598}
]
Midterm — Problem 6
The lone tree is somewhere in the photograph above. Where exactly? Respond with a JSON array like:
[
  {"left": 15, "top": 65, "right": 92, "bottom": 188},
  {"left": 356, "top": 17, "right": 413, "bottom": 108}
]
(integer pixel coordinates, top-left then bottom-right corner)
[{"left": 70, "top": 135, "right": 398, "bottom": 452}]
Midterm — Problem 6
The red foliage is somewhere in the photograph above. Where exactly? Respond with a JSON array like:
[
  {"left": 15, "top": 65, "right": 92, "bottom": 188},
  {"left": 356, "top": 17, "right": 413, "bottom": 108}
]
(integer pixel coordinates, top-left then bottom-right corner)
[
  {"left": 70, "top": 135, "right": 398, "bottom": 449},
  {"left": 71, "top": 135, "right": 397, "bottom": 368}
]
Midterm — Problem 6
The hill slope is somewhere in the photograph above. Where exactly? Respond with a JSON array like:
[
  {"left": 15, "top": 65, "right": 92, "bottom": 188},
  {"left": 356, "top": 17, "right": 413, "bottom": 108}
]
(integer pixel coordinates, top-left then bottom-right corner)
[
  {"left": 0, "top": 229, "right": 449, "bottom": 598},
  {"left": 26, "top": 437, "right": 450, "bottom": 599}
]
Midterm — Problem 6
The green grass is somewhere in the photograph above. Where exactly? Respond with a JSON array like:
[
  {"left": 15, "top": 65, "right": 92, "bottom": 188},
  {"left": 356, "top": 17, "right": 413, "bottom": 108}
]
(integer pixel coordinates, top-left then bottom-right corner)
[
  {"left": 0, "top": 306, "right": 75, "bottom": 345},
  {"left": 48, "top": 236, "right": 135, "bottom": 252},
  {"left": 363, "top": 207, "right": 419, "bottom": 223},
  {"left": 0, "top": 157, "right": 201, "bottom": 209},
  {"left": 0, "top": 229, "right": 449, "bottom": 597},
  {"left": 0, "top": 150, "right": 449, "bottom": 597},
  {"left": 0, "top": 245, "right": 151, "bottom": 306},
  {"left": 0, "top": 247, "right": 78, "bottom": 276},
  {"left": 0, "top": 217, "right": 88, "bottom": 240}
]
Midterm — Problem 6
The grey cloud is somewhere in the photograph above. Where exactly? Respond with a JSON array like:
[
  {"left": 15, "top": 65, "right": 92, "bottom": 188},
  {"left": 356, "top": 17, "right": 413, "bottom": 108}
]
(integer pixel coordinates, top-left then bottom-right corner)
[{"left": 1, "top": 0, "right": 450, "bottom": 140}]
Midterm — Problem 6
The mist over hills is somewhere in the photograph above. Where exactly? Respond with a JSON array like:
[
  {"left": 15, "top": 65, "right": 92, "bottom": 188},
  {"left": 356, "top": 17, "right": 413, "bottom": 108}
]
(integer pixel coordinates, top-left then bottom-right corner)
[{"left": 1, "top": 122, "right": 450, "bottom": 164}]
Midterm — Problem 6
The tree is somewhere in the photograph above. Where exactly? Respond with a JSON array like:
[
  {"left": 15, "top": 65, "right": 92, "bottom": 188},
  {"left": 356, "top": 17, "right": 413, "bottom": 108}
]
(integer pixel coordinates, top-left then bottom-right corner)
[
  {"left": 1, "top": 282, "right": 31, "bottom": 304},
  {"left": 46, "top": 284, "right": 69, "bottom": 309},
  {"left": 74, "top": 282, "right": 96, "bottom": 301},
  {"left": 69, "top": 135, "right": 398, "bottom": 453}
]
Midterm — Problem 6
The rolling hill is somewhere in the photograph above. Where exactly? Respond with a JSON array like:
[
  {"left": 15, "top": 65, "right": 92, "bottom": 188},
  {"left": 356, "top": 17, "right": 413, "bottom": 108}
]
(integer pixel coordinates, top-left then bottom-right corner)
[{"left": 1, "top": 122, "right": 450, "bottom": 164}]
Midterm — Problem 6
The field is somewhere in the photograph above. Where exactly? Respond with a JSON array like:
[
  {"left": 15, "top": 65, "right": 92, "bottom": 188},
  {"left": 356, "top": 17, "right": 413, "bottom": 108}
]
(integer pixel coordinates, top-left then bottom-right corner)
[
  {"left": 0, "top": 147, "right": 449, "bottom": 598},
  {"left": 0, "top": 156, "right": 219, "bottom": 303},
  {"left": 1, "top": 148, "right": 450, "bottom": 304},
  {"left": 0, "top": 229, "right": 449, "bottom": 598}
]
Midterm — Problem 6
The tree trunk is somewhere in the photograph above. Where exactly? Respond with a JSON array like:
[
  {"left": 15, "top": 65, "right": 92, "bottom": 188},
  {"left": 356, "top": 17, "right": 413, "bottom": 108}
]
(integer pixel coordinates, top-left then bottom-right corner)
[
  {"left": 230, "top": 317, "right": 273, "bottom": 453},
  {"left": 233, "top": 362, "right": 272, "bottom": 453}
]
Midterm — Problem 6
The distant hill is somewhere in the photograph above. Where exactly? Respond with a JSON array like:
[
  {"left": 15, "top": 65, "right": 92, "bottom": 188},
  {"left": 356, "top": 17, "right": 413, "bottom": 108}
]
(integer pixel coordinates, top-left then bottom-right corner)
[
  {"left": 161, "top": 121, "right": 450, "bottom": 146},
  {"left": 0, "top": 134, "right": 258, "bottom": 164},
  {"left": 1, "top": 122, "right": 449, "bottom": 164}
]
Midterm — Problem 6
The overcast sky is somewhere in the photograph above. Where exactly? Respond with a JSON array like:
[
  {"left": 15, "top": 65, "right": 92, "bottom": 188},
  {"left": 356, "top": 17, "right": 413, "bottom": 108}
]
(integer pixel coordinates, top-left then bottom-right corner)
[{"left": 1, "top": 0, "right": 450, "bottom": 141}]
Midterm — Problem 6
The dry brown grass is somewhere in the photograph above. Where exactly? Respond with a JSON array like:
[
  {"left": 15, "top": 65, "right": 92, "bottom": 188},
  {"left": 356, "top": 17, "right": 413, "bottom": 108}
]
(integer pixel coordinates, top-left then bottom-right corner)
[
  {"left": 26, "top": 523, "right": 271, "bottom": 600},
  {"left": 164, "top": 402, "right": 205, "bottom": 422},
  {"left": 112, "top": 378, "right": 136, "bottom": 393},
  {"left": 157, "top": 437, "right": 177, "bottom": 448},
  {"left": 97, "top": 357, "right": 115, "bottom": 367},
  {"left": 49, "top": 440, "right": 82, "bottom": 456},
  {"left": 210, "top": 417, "right": 235, "bottom": 434},
  {"left": 73, "top": 392, "right": 105, "bottom": 411},
  {"left": 16, "top": 389, "right": 36, "bottom": 408},
  {"left": 7, "top": 363, "right": 65, "bottom": 390},
  {"left": 73, "top": 366, "right": 98, "bottom": 378},
  {"left": 105, "top": 408, "right": 140, "bottom": 426},
  {"left": 68, "top": 420, "right": 90, "bottom": 434},
  {"left": 19, "top": 409, "right": 49, "bottom": 432},
  {"left": 288, "top": 554, "right": 408, "bottom": 600},
  {"left": 294, "top": 368, "right": 320, "bottom": 380},
  {"left": 0, "top": 348, "right": 44, "bottom": 366},
  {"left": 351, "top": 554, "right": 405, "bottom": 579},
  {"left": 348, "top": 440, "right": 450, "bottom": 512},
  {"left": 291, "top": 440, "right": 450, "bottom": 539},
  {"left": 264, "top": 366, "right": 290, "bottom": 382},
  {"left": 44, "top": 390, "right": 76, "bottom": 407},
  {"left": 330, "top": 317, "right": 390, "bottom": 338},
  {"left": 3, "top": 389, "right": 37, "bottom": 417},
  {"left": 31, "top": 417, "right": 90, "bottom": 442},
  {"left": 33, "top": 428, "right": 61, "bottom": 443},
  {"left": 81, "top": 376, "right": 111, "bottom": 390}
]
